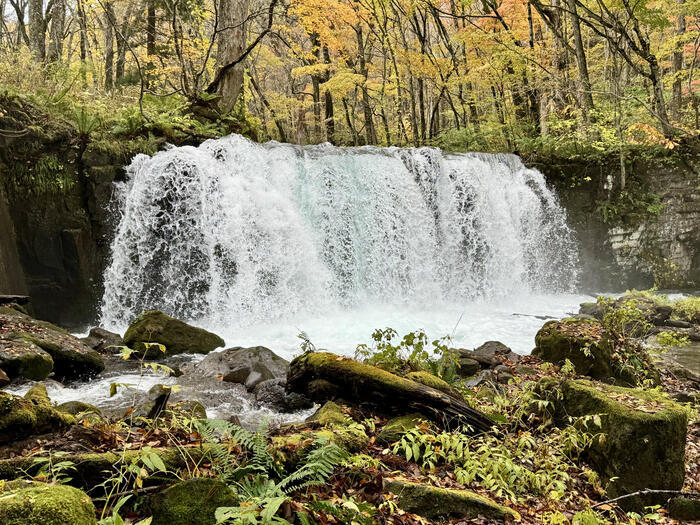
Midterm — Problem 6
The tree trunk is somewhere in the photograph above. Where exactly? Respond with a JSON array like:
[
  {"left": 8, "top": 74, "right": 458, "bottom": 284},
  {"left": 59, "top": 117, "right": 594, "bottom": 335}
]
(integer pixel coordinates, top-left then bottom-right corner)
[
  {"left": 28, "top": 0, "right": 45, "bottom": 60},
  {"left": 287, "top": 352, "right": 494, "bottom": 433},
  {"left": 47, "top": 0, "right": 65, "bottom": 62},
  {"left": 566, "top": 0, "right": 594, "bottom": 118},
  {"left": 104, "top": 3, "right": 115, "bottom": 90},
  {"left": 322, "top": 46, "right": 335, "bottom": 143},
  {"left": 671, "top": 1, "right": 685, "bottom": 121},
  {"left": 215, "top": 0, "right": 249, "bottom": 113}
]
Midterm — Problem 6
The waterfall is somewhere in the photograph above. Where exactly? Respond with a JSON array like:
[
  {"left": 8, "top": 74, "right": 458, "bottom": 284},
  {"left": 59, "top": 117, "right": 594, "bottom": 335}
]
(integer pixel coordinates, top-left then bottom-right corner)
[{"left": 100, "top": 134, "right": 579, "bottom": 332}]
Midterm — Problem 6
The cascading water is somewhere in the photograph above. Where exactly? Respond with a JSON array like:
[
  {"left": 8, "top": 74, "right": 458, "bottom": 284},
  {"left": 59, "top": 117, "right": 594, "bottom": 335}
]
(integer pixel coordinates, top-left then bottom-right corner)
[{"left": 100, "top": 134, "right": 581, "bottom": 356}]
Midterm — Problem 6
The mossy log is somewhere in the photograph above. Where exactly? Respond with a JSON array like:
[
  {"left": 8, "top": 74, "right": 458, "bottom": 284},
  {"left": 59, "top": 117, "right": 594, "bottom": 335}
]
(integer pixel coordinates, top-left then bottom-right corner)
[{"left": 287, "top": 352, "right": 494, "bottom": 432}]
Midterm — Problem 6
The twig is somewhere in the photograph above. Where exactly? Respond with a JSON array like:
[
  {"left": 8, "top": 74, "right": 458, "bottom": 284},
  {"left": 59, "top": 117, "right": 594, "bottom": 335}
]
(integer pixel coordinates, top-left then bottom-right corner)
[{"left": 591, "top": 489, "right": 700, "bottom": 509}]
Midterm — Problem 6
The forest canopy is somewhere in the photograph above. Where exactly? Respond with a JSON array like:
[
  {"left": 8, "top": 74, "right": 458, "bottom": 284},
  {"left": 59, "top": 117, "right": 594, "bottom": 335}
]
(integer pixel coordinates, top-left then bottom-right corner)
[{"left": 0, "top": 0, "right": 698, "bottom": 154}]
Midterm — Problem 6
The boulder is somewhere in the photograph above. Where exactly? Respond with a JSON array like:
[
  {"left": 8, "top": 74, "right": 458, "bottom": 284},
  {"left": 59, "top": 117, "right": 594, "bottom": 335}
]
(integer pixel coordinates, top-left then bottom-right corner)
[
  {"left": 0, "top": 369, "right": 9, "bottom": 386},
  {"left": 132, "top": 384, "right": 172, "bottom": 420},
  {"left": 0, "top": 309, "right": 104, "bottom": 381},
  {"left": 0, "top": 481, "right": 97, "bottom": 525},
  {"left": 0, "top": 338, "right": 54, "bottom": 381},
  {"left": 0, "top": 385, "right": 74, "bottom": 444},
  {"left": 80, "top": 327, "right": 123, "bottom": 352},
  {"left": 456, "top": 357, "right": 480, "bottom": 377},
  {"left": 533, "top": 318, "right": 614, "bottom": 380},
  {"left": 254, "top": 378, "right": 313, "bottom": 412},
  {"left": 150, "top": 478, "right": 238, "bottom": 525},
  {"left": 542, "top": 379, "right": 688, "bottom": 511},
  {"left": 123, "top": 310, "right": 224, "bottom": 357},
  {"left": 384, "top": 479, "right": 519, "bottom": 521},
  {"left": 287, "top": 352, "right": 493, "bottom": 433},
  {"left": 196, "top": 346, "right": 288, "bottom": 390},
  {"left": 307, "top": 401, "right": 351, "bottom": 426},
  {"left": 668, "top": 497, "right": 700, "bottom": 521},
  {"left": 453, "top": 341, "right": 517, "bottom": 373},
  {"left": 57, "top": 400, "right": 102, "bottom": 416},
  {"left": 376, "top": 414, "right": 423, "bottom": 444}
]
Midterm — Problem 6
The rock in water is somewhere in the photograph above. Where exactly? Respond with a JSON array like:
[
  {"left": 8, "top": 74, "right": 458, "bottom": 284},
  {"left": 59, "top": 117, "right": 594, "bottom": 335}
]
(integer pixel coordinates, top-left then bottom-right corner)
[
  {"left": 80, "top": 327, "right": 123, "bottom": 352},
  {"left": 541, "top": 378, "right": 688, "bottom": 511},
  {"left": 384, "top": 479, "right": 519, "bottom": 521},
  {"left": 253, "top": 378, "right": 313, "bottom": 412},
  {"left": 195, "top": 346, "right": 289, "bottom": 390},
  {"left": 150, "top": 478, "right": 237, "bottom": 525},
  {"left": 287, "top": 351, "right": 494, "bottom": 432},
  {"left": 0, "top": 481, "right": 97, "bottom": 525},
  {"left": 123, "top": 310, "right": 224, "bottom": 356},
  {"left": 0, "top": 309, "right": 104, "bottom": 381},
  {"left": 0, "top": 339, "right": 54, "bottom": 381}
]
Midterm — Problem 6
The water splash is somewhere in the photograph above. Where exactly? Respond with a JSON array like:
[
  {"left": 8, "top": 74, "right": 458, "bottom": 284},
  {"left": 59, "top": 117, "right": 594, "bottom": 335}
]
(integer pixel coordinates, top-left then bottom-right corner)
[{"left": 101, "top": 135, "right": 579, "bottom": 332}]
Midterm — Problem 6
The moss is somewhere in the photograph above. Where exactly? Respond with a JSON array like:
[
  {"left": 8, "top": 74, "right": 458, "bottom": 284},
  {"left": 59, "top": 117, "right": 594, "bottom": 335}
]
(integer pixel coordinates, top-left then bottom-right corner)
[
  {"left": 405, "top": 371, "right": 459, "bottom": 397},
  {"left": 0, "top": 388, "right": 73, "bottom": 445},
  {"left": 667, "top": 497, "right": 700, "bottom": 521},
  {"left": 0, "top": 339, "right": 53, "bottom": 381},
  {"left": 124, "top": 310, "right": 225, "bottom": 356},
  {"left": 57, "top": 401, "right": 102, "bottom": 416},
  {"left": 0, "top": 481, "right": 97, "bottom": 525},
  {"left": 308, "top": 401, "right": 351, "bottom": 426},
  {"left": 150, "top": 478, "right": 237, "bottom": 525},
  {"left": 376, "top": 414, "right": 423, "bottom": 445},
  {"left": 384, "top": 479, "right": 520, "bottom": 521},
  {"left": 545, "top": 379, "right": 688, "bottom": 511}
]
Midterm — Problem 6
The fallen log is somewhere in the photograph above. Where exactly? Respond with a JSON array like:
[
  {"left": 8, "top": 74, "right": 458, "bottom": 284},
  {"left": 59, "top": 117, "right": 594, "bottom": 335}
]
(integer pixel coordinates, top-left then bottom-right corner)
[{"left": 287, "top": 352, "right": 495, "bottom": 433}]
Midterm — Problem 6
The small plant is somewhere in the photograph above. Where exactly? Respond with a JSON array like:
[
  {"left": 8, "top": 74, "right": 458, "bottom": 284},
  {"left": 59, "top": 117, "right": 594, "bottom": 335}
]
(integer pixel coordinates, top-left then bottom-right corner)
[
  {"left": 656, "top": 331, "right": 689, "bottom": 347},
  {"left": 30, "top": 451, "right": 76, "bottom": 483}
]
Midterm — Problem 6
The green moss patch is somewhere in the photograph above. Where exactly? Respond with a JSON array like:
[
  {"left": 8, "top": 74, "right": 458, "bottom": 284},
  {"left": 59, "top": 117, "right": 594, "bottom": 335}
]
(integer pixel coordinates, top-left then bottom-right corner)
[
  {"left": 150, "top": 478, "right": 237, "bottom": 525},
  {"left": 0, "top": 481, "right": 96, "bottom": 525}
]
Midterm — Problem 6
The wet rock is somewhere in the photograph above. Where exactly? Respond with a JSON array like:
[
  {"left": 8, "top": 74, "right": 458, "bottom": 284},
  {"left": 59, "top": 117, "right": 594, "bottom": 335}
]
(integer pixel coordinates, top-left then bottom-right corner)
[
  {"left": 384, "top": 479, "right": 520, "bottom": 521},
  {"left": 455, "top": 356, "right": 480, "bottom": 377},
  {"left": 541, "top": 378, "right": 688, "bottom": 511},
  {"left": 457, "top": 341, "right": 513, "bottom": 369},
  {"left": 123, "top": 310, "right": 224, "bottom": 357},
  {"left": 0, "top": 481, "right": 97, "bottom": 525},
  {"left": 376, "top": 414, "right": 423, "bottom": 444},
  {"left": 0, "top": 369, "right": 8, "bottom": 386},
  {"left": 150, "top": 478, "right": 238, "bottom": 525},
  {"left": 196, "top": 346, "right": 288, "bottom": 390},
  {"left": 254, "top": 378, "right": 313, "bottom": 412},
  {"left": 579, "top": 302, "right": 603, "bottom": 319},
  {"left": 57, "top": 401, "right": 102, "bottom": 416},
  {"left": 0, "top": 309, "right": 104, "bottom": 381},
  {"left": 651, "top": 305, "right": 673, "bottom": 325},
  {"left": 130, "top": 384, "right": 172, "bottom": 420},
  {"left": 0, "top": 385, "right": 74, "bottom": 445},
  {"left": 0, "top": 338, "right": 53, "bottom": 381},
  {"left": 668, "top": 497, "right": 700, "bottom": 521},
  {"left": 81, "top": 327, "right": 123, "bottom": 352}
]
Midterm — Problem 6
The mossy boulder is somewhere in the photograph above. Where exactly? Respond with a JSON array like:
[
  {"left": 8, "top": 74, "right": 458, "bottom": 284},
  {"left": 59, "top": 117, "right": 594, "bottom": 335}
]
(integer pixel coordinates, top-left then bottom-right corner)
[
  {"left": 667, "top": 497, "right": 700, "bottom": 521},
  {"left": 0, "top": 338, "right": 53, "bottom": 381},
  {"left": 405, "top": 371, "right": 461, "bottom": 398},
  {"left": 533, "top": 318, "right": 614, "bottom": 380},
  {"left": 376, "top": 414, "right": 423, "bottom": 444},
  {"left": 150, "top": 478, "right": 238, "bottom": 525},
  {"left": 0, "top": 385, "right": 74, "bottom": 444},
  {"left": 0, "top": 481, "right": 97, "bottom": 525},
  {"left": 57, "top": 400, "right": 102, "bottom": 416},
  {"left": 308, "top": 401, "right": 351, "bottom": 426},
  {"left": 384, "top": 479, "right": 520, "bottom": 521},
  {"left": 0, "top": 309, "right": 104, "bottom": 381},
  {"left": 124, "top": 310, "right": 224, "bottom": 357},
  {"left": 543, "top": 379, "right": 688, "bottom": 511}
]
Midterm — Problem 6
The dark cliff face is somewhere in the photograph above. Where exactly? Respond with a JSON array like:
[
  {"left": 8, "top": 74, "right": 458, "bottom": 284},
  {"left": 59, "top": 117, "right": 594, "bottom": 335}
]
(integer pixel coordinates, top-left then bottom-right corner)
[
  {"left": 0, "top": 95, "right": 124, "bottom": 328},
  {"left": 528, "top": 145, "right": 700, "bottom": 292}
]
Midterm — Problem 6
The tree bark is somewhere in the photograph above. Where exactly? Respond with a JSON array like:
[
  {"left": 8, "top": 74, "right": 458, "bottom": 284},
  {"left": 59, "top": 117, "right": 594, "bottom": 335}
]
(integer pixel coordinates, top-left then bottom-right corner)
[
  {"left": 671, "top": 1, "right": 686, "bottom": 121},
  {"left": 215, "top": 0, "right": 249, "bottom": 113},
  {"left": 566, "top": 0, "right": 594, "bottom": 118},
  {"left": 47, "top": 0, "right": 65, "bottom": 62},
  {"left": 28, "top": 0, "right": 45, "bottom": 60},
  {"left": 104, "top": 3, "right": 115, "bottom": 90}
]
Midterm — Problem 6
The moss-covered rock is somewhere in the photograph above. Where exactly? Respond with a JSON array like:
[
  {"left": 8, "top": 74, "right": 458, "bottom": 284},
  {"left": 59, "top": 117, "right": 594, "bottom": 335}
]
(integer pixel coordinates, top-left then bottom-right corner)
[
  {"left": 376, "top": 414, "right": 423, "bottom": 444},
  {"left": 384, "top": 479, "right": 520, "bottom": 521},
  {"left": 667, "top": 496, "right": 700, "bottom": 521},
  {"left": 0, "top": 386, "right": 74, "bottom": 444},
  {"left": 405, "top": 371, "right": 461, "bottom": 398},
  {"left": 57, "top": 400, "right": 102, "bottom": 416},
  {"left": 307, "top": 401, "right": 351, "bottom": 426},
  {"left": 124, "top": 310, "right": 224, "bottom": 356},
  {"left": 0, "top": 481, "right": 97, "bottom": 525},
  {"left": 0, "top": 338, "right": 54, "bottom": 381},
  {"left": 150, "top": 478, "right": 238, "bottom": 525},
  {"left": 533, "top": 318, "right": 614, "bottom": 380},
  {"left": 543, "top": 379, "right": 688, "bottom": 510},
  {"left": 0, "top": 309, "right": 104, "bottom": 381}
]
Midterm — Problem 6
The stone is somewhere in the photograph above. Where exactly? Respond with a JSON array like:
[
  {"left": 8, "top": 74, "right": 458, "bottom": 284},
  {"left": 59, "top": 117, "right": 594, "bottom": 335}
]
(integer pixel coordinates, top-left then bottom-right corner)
[
  {"left": 667, "top": 497, "right": 700, "bottom": 521},
  {"left": 57, "top": 401, "right": 102, "bottom": 416},
  {"left": 150, "top": 478, "right": 238, "bottom": 525},
  {"left": 307, "top": 401, "right": 351, "bottom": 426},
  {"left": 456, "top": 357, "right": 480, "bottom": 377},
  {"left": 542, "top": 379, "right": 688, "bottom": 511},
  {"left": 376, "top": 414, "right": 423, "bottom": 444},
  {"left": 123, "top": 310, "right": 224, "bottom": 357},
  {"left": 0, "top": 369, "right": 9, "bottom": 386},
  {"left": 0, "top": 387, "right": 74, "bottom": 444},
  {"left": 0, "top": 309, "right": 104, "bottom": 381},
  {"left": 0, "top": 481, "right": 97, "bottom": 525},
  {"left": 579, "top": 302, "right": 604, "bottom": 319},
  {"left": 384, "top": 479, "right": 520, "bottom": 521},
  {"left": 133, "top": 384, "right": 172, "bottom": 420},
  {"left": 0, "top": 339, "right": 54, "bottom": 381},
  {"left": 165, "top": 400, "right": 207, "bottom": 420},
  {"left": 457, "top": 341, "right": 512, "bottom": 369},
  {"left": 253, "top": 378, "right": 313, "bottom": 412},
  {"left": 405, "top": 371, "right": 461, "bottom": 398},
  {"left": 195, "top": 346, "right": 288, "bottom": 390},
  {"left": 533, "top": 318, "right": 615, "bottom": 381},
  {"left": 80, "top": 327, "right": 123, "bottom": 352}
]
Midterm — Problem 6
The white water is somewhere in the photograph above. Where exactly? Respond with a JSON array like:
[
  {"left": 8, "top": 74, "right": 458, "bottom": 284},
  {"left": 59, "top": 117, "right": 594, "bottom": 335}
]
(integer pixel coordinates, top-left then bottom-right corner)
[{"left": 100, "top": 134, "right": 581, "bottom": 358}]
